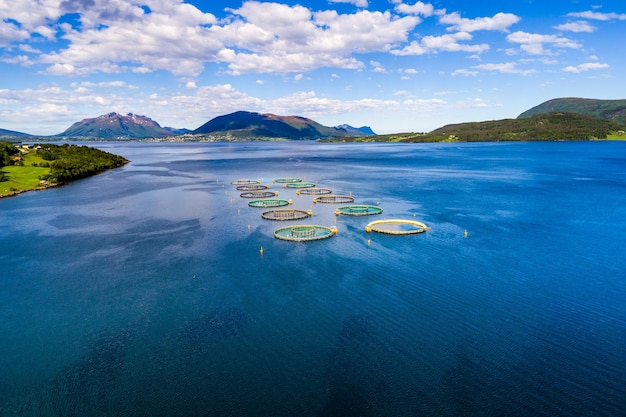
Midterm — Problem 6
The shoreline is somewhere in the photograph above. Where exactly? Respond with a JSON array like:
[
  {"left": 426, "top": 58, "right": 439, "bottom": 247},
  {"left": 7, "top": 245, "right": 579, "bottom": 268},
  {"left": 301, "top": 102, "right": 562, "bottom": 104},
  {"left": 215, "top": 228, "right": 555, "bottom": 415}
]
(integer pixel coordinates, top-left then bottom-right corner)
[{"left": 0, "top": 182, "right": 62, "bottom": 199}]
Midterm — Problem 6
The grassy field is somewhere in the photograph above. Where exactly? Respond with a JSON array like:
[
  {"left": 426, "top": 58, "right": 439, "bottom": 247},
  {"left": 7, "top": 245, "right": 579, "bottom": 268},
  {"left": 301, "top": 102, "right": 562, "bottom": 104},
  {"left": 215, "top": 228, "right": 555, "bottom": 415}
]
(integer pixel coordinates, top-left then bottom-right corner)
[
  {"left": 606, "top": 133, "right": 626, "bottom": 140},
  {"left": 0, "top": 150, "right": 52, "bottom": 197}
]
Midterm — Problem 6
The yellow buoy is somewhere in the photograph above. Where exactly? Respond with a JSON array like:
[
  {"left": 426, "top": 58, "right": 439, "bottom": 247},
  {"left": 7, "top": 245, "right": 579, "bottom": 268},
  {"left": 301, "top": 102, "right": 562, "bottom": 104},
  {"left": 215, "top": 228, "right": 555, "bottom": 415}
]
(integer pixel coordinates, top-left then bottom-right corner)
[
  {"left": 367, "top": 239, "right": 371, "bottom": 245},
  {"left": 230, "top": 197, "right": 233, "bottom": 203},
  {"left": 464, "top": 229, "right": 468, "bottom": 238},
  {"left": 331, "top": 226, "right": 338, "bottom": 235},
  {"left": 260, "top": 246, "right": 264, "bottom": 254},
  {"left": 237, "top": 209, "right": 240, "bottom": 214},
  {"left": 288, "top": 199, "right": 293, "bottom": 205},
  {"left": 247, "top": 224, "right": 251, "bottom": 230}
]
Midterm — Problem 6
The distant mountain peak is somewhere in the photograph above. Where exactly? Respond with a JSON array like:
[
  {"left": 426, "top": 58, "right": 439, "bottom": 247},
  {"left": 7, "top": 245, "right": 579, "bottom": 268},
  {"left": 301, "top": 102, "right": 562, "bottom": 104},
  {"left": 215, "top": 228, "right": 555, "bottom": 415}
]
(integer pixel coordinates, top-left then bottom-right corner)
[
  {"left": 58, "top": 112, "right": 175, "bottom": 138},
  {"left": 192, "top": 110, "right": 360, "bottom": 140},
  {"left": 336, "top": 124, "right": 376, "bottom": 136}
]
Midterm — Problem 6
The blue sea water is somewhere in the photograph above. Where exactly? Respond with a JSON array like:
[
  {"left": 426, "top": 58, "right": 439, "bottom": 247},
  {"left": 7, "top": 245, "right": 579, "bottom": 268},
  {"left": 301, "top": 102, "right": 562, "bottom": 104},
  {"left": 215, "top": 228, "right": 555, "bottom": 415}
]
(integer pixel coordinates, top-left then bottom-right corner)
[{"left": 1, "top": 141, "right": 625, "bottom": 416}]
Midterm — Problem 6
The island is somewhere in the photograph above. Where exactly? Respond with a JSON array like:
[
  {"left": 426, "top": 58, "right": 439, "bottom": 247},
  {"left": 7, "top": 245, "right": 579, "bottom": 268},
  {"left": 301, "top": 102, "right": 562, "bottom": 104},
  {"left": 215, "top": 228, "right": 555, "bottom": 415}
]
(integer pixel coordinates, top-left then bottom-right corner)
[{"left": 0, "top": 142, "right": 129, "bottom": 198}]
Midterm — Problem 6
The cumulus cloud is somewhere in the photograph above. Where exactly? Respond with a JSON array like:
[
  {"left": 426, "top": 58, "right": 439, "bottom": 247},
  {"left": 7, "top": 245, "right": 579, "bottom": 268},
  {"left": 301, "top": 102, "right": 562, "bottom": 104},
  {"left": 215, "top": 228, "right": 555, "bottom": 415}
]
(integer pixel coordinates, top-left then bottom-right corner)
[
  {"left": 439, "top": 11, "right": 520, "bottom": 32},
  {"left": 506, "top": 31, "right": 581, "bottom": 55},
  {"left": 328, "top": 0, "right": 369, "bottom": 8},
  {"left": 0, "top": 20, "right": 31, "bottom": 47},
  {"left": 38, "top": 0, "right": 220, "bottom": 76},
  {"left": 555, "top": 21, "right": 596, "bottom": 33},
  {"left": 392, "top": 32, "right": 489, "bottom": 55},
  {"left": 563, "top": 62, "right": 609, "bottom": 73},
  {"left": 470, "top": 62, "right": 536, "bottom": 75},
  {"left": 566, "top": 11, "right": 626, "bottom": 21},
  {"left": 395, "top": 1, "right": 436, "bottom": 17}
]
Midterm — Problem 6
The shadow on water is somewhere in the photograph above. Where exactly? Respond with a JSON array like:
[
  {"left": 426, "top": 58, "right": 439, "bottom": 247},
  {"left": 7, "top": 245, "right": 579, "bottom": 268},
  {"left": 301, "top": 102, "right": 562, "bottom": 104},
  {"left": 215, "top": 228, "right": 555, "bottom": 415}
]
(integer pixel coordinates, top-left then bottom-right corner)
[
  {"left": 179, "top": 306, "right": 252, "bottom": 349},
  {"left": 319, "top": 314, "right": 391, "bottom": 417},
  {"left": 1, "top": 328, "right": 132, "bottom": 417},
  {"left": 442, "top": 330, "right": 626, "bottom": 417}
]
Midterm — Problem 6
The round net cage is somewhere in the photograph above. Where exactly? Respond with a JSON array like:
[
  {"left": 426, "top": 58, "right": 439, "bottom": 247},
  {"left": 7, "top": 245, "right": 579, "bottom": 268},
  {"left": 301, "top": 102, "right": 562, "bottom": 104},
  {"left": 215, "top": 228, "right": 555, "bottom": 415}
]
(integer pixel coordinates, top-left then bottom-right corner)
[
  {"left": 248, "top": 199, "right": 291, "bottom": 208},
  {"left": 296, "top": 187, "right": 332, "bottom": 195},
  {"left": 286, "top": 182, "right": 316, "bottom": 189},
  {"left": 273, "top": 177, "right": 302, "bottom": 183},
  {"left": 240, "top": 190, "right": 278, "bottom": 198},
  {"left": 335, "top": 205, "right": 383, "bottom": 216},
  {"left": 365, "top": 219, "right": 430, "bottom": 235},
  {"left": 230, "top": 179, "right": 260, "bottom": 185},
  {"left": 313, "top": 195, "right": 355, "bottom": 204},
  {"left": 274, "top": 225, "right": 337, "bottom": 241},
  {"left": 236, "top": 184, "right": 269, "bottom": 191},
  {"left": 261, "top": 209, "right": 312, "bottom": 221}
]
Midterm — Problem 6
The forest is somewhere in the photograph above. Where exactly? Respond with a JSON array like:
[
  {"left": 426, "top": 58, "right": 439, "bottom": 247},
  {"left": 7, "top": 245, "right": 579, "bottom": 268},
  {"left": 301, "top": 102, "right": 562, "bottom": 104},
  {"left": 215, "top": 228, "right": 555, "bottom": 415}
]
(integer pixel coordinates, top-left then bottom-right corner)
[{"left": 1, "top": 142, "right": 128, "bottom": 187}]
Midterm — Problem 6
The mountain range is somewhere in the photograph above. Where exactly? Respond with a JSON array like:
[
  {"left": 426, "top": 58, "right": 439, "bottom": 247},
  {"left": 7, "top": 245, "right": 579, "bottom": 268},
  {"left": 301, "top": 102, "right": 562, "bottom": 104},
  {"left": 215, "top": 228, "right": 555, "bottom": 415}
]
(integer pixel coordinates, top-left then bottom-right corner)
[{"left": 1, "top": 97, "right": 624, "bottom": 141}]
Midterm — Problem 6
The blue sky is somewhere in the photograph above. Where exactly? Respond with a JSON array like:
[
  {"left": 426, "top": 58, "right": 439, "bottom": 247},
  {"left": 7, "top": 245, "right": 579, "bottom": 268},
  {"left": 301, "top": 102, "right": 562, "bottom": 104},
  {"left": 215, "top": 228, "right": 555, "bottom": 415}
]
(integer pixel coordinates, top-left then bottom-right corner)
[{"left": 1, "top": 0, "right": 625, "bottom": 135}]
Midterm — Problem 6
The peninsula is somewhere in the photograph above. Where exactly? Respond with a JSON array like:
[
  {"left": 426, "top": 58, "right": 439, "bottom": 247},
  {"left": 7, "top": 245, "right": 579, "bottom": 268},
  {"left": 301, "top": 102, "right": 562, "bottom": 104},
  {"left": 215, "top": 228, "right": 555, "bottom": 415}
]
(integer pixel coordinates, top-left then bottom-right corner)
[{"left": 0, "top": 142, "right": 128, "bottom": 198}]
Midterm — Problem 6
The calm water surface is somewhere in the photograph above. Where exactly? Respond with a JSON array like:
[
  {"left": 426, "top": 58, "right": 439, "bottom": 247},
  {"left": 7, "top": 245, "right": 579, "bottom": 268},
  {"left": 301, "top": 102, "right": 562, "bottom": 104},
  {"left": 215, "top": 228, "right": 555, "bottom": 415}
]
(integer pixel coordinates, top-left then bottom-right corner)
[{"left": 1, "top": 141, "right": 625, "bottom": 416}]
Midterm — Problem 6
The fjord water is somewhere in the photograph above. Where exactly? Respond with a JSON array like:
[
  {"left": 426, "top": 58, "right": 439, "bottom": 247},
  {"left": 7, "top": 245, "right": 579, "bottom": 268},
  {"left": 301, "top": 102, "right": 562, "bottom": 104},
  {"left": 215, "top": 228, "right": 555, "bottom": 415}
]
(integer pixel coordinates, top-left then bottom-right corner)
[{"left": 1, "top": 141, "right": 625, "bottom": 416}]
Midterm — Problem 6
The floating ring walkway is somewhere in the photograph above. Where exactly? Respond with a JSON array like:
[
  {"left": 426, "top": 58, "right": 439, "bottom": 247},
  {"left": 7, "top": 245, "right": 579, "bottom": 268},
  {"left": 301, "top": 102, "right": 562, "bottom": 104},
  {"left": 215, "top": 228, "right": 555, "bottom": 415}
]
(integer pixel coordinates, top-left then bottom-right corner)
[
  {"left": 274, "top": 225, "right": 337, "bottom": 241},
  {"left": 313, "top": 195, "right": 355, "bottom": 204},
  {"left": 285, "top": 182, "right": 316, "bottom": 189},
  {"left": 365, "top": 219, "right": 430, "bottom": 235},
  {"left": 248, "top": 199, "right": 292, "bottom": 208},
  {"left": 240, "top": 190, "right": 278, "bottom": 198},
  {"left": 335, "top": 205, "right": 383, "bottom": 216},
  {"left": 273, "top": 178, "right": 301, "bottom": 183},
  {"left": 230, "top": 179, "right": 260, "bottom": 185},
  {"left": 261, "top": 209, "right": 312, "bottom": 221},
  {"left": 236, "top": 184, "right": 269, "bottom": 191},
  {"left": 296, "top": 187, "right": 332, "bottom": 195}
]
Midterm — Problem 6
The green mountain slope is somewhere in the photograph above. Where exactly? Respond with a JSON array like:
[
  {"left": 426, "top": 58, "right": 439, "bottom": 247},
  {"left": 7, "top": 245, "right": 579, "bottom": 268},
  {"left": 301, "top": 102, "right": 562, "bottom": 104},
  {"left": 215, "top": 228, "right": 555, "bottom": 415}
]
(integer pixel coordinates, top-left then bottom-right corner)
[
  {"left": 373, "top": 112, "right": 622, "bottom": 143},
  {"left": 193, "top": 111, "right": 350, "bottom": 140},
  {"left": 518, "top": 98, "right": 626, "bottom": 124}
]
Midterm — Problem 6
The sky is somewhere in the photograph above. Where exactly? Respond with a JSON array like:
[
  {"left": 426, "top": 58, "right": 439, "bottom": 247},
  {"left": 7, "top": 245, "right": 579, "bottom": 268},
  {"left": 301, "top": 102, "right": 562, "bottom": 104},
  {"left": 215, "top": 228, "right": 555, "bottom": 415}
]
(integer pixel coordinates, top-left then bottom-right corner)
[{"left": 1, "top": 0, "right": 625, "bottom": 135}]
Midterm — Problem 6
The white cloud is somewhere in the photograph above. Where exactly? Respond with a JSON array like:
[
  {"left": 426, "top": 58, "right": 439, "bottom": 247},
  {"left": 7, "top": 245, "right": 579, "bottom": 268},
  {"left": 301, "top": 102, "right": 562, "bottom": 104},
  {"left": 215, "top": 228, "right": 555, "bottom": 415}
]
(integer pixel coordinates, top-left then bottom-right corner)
[
  {"left": 554, "top": 21, "right": 596, "bottom": 33},
  {"left": 38, "top": 0, "right": 219, "bottom": 76},
  {"left": 472, "top": 62, "right": 535, "bottom": 75},
  {"left": 395, "top": 1, "right": 435, "bottom": 17},
  {"left": 439, "top": 12, "right": 520, "bottom": 32},
  {"left": 563, "top": 62, "right": 609, "bottom": 73},
  {"left": 0, "top": 20, "right": 30, "bottom": 47},
  {"left": 328, "top": 0, "right": 369, "bottom": 8},
  {"left": 506, "top": 31, "right": 581, "bottom": 55},
  {"left": 45, "top": 63, "right": 78, "bottom": 75},
  {"left": 566, "top": 11, "right": 626, "bottom": 21},
  {"left": 392, "top": 32, "right": 489, "bottom": 55},
  {"left": 452, "top": 69, "right": 479, "bottom": 76}
]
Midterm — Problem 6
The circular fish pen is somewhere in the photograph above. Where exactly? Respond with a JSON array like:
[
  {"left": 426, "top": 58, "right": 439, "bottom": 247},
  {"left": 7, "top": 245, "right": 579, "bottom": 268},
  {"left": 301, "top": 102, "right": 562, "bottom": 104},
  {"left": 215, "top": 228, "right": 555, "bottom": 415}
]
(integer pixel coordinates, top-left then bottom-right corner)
[
  {"left": 261, "top": 209, "right": 312, "bottom": 221},
  {"left": 230, "top": 179, "right": 260, "bottom": 185},
  {"left": 286, "top": 182, "right": 316, "bottom": 189},
  {"left": 273, "top": 178, "right": 302, "bottom": 183},
  {"left": 365, "top": 219, "right": 430, "bottom": 235},
  {"left": 236, "top": 184, "right": 269, "bottom": 191},
  {"left": 248, "top": 199, "right": 291, "bottom": 208},
  {"left": 240, "top": 190, "right": 278, "bottom": 198},
  {"left": 296, "top": 187, "right": 332, "bottom": 195},
  {"left": 313, "top": 195, "right": 355, "bottom": 204},
  {"left": 274, "top": 225, "right": 337, "bottom": 241},
  {"left": 335, "top": 205, "right": 383, "bottom": 216}
]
